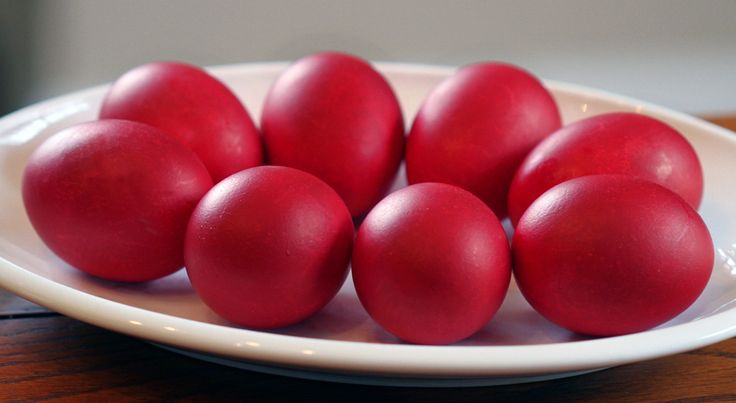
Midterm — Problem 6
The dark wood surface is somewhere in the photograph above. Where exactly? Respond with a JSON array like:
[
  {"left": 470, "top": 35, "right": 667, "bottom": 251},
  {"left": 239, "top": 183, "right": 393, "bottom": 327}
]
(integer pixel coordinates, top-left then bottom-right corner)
[{"left": 1, "top": 116, "right": 734, "bottom": 401}]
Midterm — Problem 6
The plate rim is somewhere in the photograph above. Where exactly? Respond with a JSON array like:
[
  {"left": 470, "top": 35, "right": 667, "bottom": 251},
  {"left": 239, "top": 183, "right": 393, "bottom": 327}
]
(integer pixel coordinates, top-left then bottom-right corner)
[{"left": 1, "top": 61, "right": 735, "bottom": 378}]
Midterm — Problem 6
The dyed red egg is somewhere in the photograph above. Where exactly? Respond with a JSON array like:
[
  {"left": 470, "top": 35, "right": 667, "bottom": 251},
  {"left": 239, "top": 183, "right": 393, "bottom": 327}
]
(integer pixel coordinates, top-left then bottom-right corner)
[
  {"left": 184, "top": 166, "right": 354, "bottom": 329},
  {"left": 508, "top": 112, "right": 703, "bottom": 225},
  {"left": 513, "top": 175, "right": 714, "bottom": 336},
  {"left": 100, "top": 61, "right": 262, "bottom": 182},
  {"left": 261, "top": 52, "right": 404, "bottom": 217},
  {"left": 22, "top": 120, "right": 213, "bottom": 282},
  {"left": 406, "top": 62, "right": 561, "bottom": 218},
  {"left": 352, "top": 183, "right": 511, "bottom": 344}
]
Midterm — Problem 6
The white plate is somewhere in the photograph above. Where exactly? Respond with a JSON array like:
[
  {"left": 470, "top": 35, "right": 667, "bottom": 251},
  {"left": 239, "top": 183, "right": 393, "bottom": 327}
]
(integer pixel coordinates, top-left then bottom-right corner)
[{"left": 1, "top": 63, "right": 736, "bottom": 387}]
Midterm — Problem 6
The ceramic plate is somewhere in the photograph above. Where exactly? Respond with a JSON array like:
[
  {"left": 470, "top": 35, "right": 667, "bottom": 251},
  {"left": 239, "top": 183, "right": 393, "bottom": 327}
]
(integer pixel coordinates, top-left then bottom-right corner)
[{"left": 1, "top": 63, "right": 735, "bottom": 387}]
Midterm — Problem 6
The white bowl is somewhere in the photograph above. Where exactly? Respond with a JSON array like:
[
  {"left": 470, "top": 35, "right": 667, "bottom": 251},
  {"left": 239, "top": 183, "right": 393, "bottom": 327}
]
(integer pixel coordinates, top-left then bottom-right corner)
[{"left": 1, "top": 62, "right": 735, "bottom": 387}]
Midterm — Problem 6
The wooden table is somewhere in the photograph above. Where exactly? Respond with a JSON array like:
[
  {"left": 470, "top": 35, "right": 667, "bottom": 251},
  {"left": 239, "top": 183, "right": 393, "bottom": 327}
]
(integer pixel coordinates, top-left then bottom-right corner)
[{"left": 1, "top": 116, "right": 734, "bottom": 401}]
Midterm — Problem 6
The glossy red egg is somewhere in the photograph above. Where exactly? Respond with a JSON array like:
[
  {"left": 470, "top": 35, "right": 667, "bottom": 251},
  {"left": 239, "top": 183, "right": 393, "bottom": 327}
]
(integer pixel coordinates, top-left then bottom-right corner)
[
  {"left": 508, "top": 112, "right": 704, "bottom": 225},
  {"left": 22, "top": 120, "right": 213, "bottom": 282},
  {"left": 261, "top": 52, "right": 404, "bottom": 217},
  {"left": 513, "top": 175, "right": 714, "bottom": 336},
  {"left": 184, "top": 166, "right": 354, "bottom": 329},
  {"left": 352, "top": 183, "right": 511, "bottom": 345},
  {"left": 406, "top": 62, "right": 561, "bottom": 218},
  {"left": 100, "top": 61, "right": 262, "bottom": 182}
]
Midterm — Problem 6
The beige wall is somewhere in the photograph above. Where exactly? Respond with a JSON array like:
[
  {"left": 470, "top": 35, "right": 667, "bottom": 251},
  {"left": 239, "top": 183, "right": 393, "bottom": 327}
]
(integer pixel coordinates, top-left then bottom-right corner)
[{"left": 12, "top": 0, "right": 736, "bottom": 114}]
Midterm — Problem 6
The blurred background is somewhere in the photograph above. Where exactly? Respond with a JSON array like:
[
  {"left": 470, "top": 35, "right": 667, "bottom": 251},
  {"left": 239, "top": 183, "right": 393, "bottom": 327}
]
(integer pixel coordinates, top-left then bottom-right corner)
[{"left": 1, "top": 0, "right": 735, "bottom": 117}]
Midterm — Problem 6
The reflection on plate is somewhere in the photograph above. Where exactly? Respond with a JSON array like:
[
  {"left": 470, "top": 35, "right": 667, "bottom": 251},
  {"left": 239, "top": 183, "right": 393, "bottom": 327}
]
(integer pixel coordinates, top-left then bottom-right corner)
[{"left": 1, "top": 63, "right": 735, "bottom": 387}]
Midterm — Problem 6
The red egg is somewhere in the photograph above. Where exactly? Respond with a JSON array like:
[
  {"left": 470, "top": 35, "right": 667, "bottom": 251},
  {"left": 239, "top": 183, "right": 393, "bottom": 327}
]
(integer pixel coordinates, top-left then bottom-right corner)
[
  {"left": 508, "top": 112, "right": 704, "bottom": 225},
  {"left": 261, "top": 52, "right": 404, "bottom": 217},
  {"left": 184, "top": 166, "right": 354, "bottom": 329},
  {"left": 406, "top": 62, "right": 561, "bottom": 218},
  {"left": 513, "top": 175, "right": 714, "bottom": 336},
  {"left": 352, "top": 183, "right": 511, "bottom": 345},
  {"left": 100, "top": 61, "right": 262, "bottom": 182},
  {"left": 22, "top": 120, "right": 213, "bottom": 282}
]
